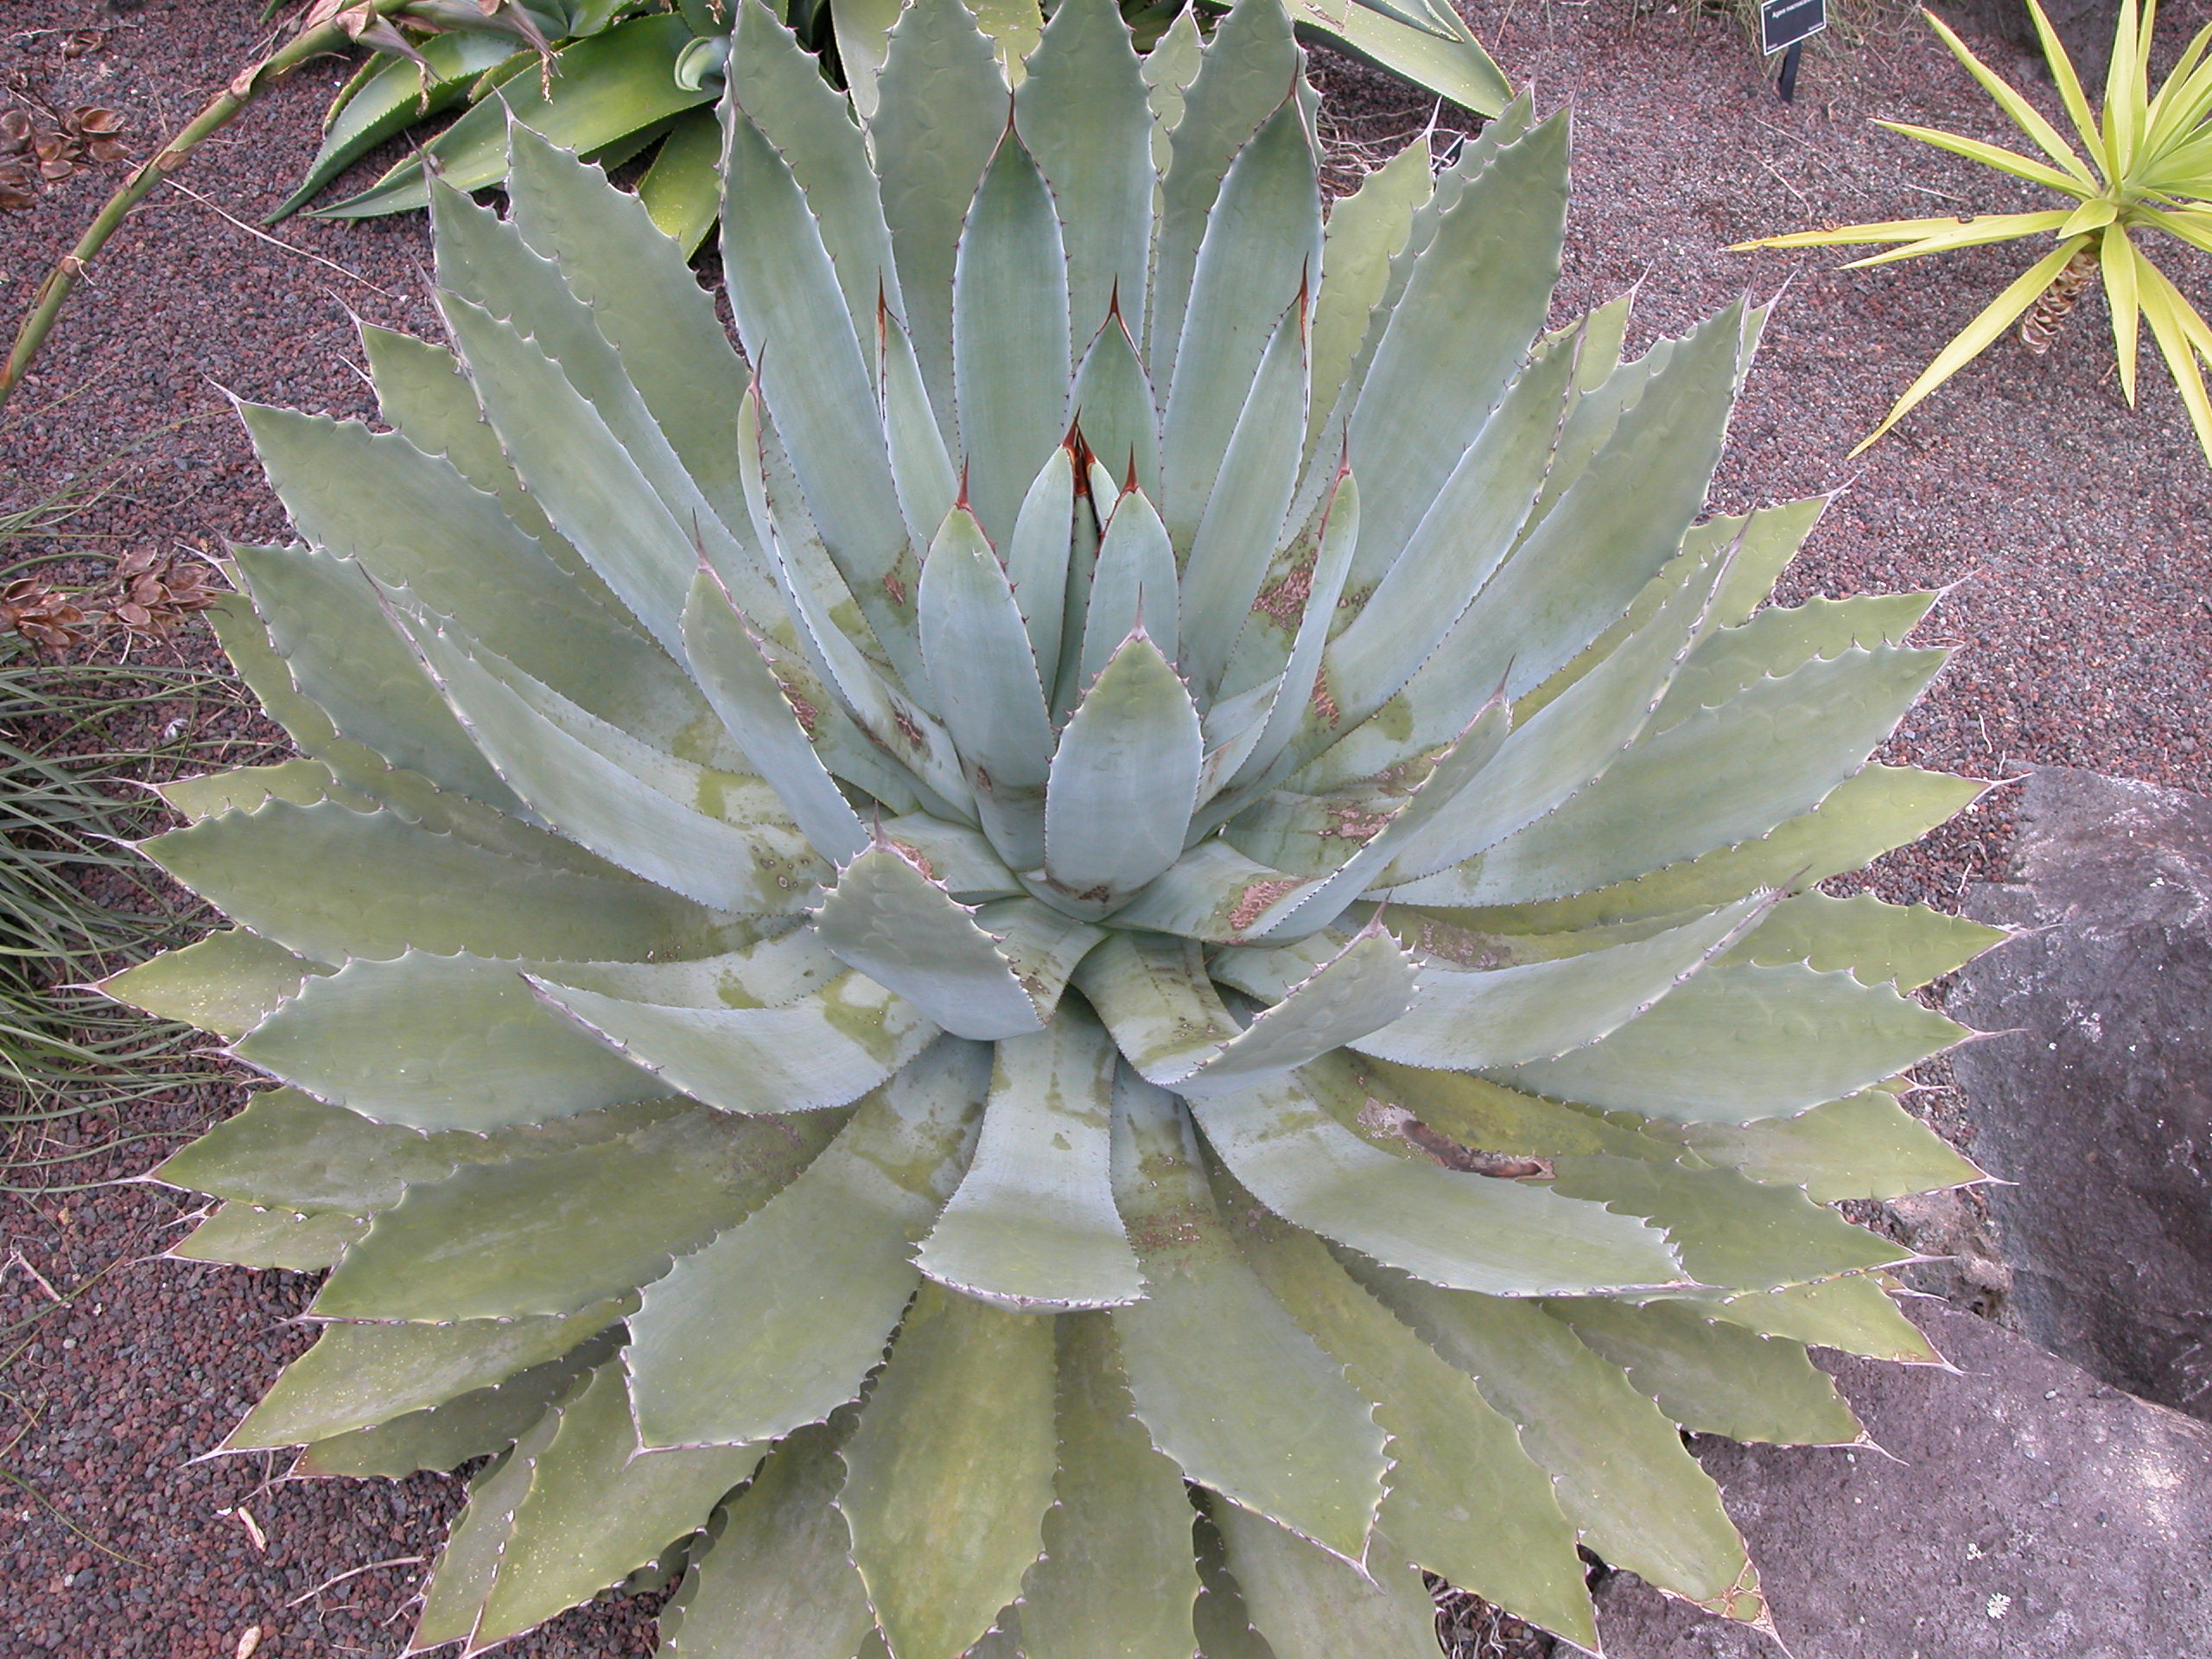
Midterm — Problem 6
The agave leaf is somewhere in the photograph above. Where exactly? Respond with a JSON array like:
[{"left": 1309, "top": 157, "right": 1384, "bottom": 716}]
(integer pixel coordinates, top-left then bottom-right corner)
[
  {"left": 1542, "top": 1298, "right": 1864, "bottom": 1446},
  {"left": 1004, "top": 444, "right": 1078, "bottom": 684},
  {"left": 1668, "top": 1088, "right": 1986, "bottom": 1203},
  {"left": 1211, "top": 1503, "right": 1439, "bottom": 1659},
  {"left": 1288, "top": 0, "right": 1510, "bottom": 121},
  {"left": 954, "top": 129, "right": 1074, "bottom": 546},
  {"left": 237, "top": 407, "right": 707, "bottom": 745},
  {"left": 917, "top": 1007, "right": 1141, "bottom": 1309},
  {"left": 1307, "top": 332, "right": 1573, "bottom": 746},
  {"left": 170, "top": 1203, "right": 365, "bottom": 1270},
  {"left": 1188, "top": 1072, "right": 1685, "bottom": 1295},
  {"left": 313, "top": 1105, "right": 836, "bottom": 1320},
  {"left": 1367, "top": 1272, "right": 1762, "bottom": 1618},
  {"left": 883, "top": 308, "right": 963, "bottom": 554},
  {"left": 812, "top": 844, "right": 1048, "bottom": 1039},
  {"left": 1666, "top": 1272, "right": 1942, "bottom": 1363},
  {"left": 234, "top": 951, "right": 673, "bottom": 1134},
  {"left": 1410, "top": 764, "right": 1986, "bottom": 934},
  {"left": 1726, "top": 889, "right": 2007, "bottom": 991},
  {"left": 1181, "top": 925, "right": 1417, "bottom": 1092},
  {"left": 1351, "top": 898, "right": 1763, "bottom": 1071},
  {"left": 505, "top": 119, "right": 751, "bottom": 522},
  {"left": 1497, "top": 960, "right": 1967, "bottom": 1124},
  {"left": 1190, "top": 1502, "right": 1277, "bottom": 1659},
  {"left": 533, "top": 968, "right": 938, "bottom": 1117},
  {"left": 879, "top": 815, "right": 1027, "bottom": 899},
  {"left": 1653, "top": 591, "right": 1937, "bottom": 733},
  {"left": 1160, "top": 98, "right": 1322, "bottom": 547},
  {"left": 102, "top": 931, "right": 327, "bottom": 1041},
  {"left": 1043, "top": 634, "right": 1204, "bottom": 910},
  {"left": 408, "top": 623, "right": 825, "bottom": 913},
  {"left": 276, "top": 32, "right": 517, "bottom": 219},
  {"left": 839, "top": 1281, "right": 1058, "bottom": 1659},
  {"left": 1108, "top": 1075, "right": 1387, "bottom": 1561},
  {"left": 413, "top": 1415, "right": 556, "bottom": 1651},
  {"left": 831, "top": 0, "right": 904, "bottom": 117},
  {"left": 1072, "top": 931, "right": 1241, "bottom": 1087},
  {"left": 663, "top": 1418, "right": 878, "bottom": 1659},
  {"left": 358, "top": 327, "right": 626, "bottom": 614},
  {"left": 141, "top": 799, "right": 733, "bottom": 968},
  {"left": 1415, "top": 646, "right": 1949, "bottom": 907},
  {"left": 1149, "top": 0, "right": 1304, "bottom": 381},
  {"left": 1016, "top": 0, "right": 1154, "bottom": 345},
  {"left": 156, "top": 753, "right": 366, "bottom": 821},
  {"left": 720, "top": 109, "right": 918, "bottom": 657},
  {"left": 234, "top": 1304, "right": 627, "bottom": 1448},
  {"left": 150, "top": 1085, "right": 490, "bottom": 1213},
  {"left": 1179, "top": 293, "right": 1310, "bottom": 704},
  {"left": 1307, "top": 142, "right": 1433, "bottom": 452},
  {"left": 624, "top": 1040, "right": 988, "bottom": 1449},
  {"left": 1140, "top": 6, "right": 1205, "bottom": 175},
  {"left": 475, "top": 1360, "right": 764, "bottom": 1646},
  {"left": 1340, "top": 115, "right": 1567, "bottom": 590},
  {"left": 1071, "top": 311, "right": 1162, "bottom": 504},
  {"left": 1079, "top": 487, "right": 1182, "bottom": 693},
  {"left": 1019, "top": 1314, "right": 1202, "bottom": 1659},
  {"left": 731, "top": 0, "right": 907, "bottom": 362},
  {"left": 869, "top": 0, "right": 1010, "bottom": 433},
  {"left": 1547, "top": 1154, "right": 1907, "bottom": 1291},
  {"left": 320, "top": 16, "right": 713, "bottom": 218},
  {"left": 433, "top": 283, "right": 746, "bottom": 659},
  {"left": 296, "top": 1332, "right": 616, "bottom": 1479},
  {"left": 228, "top": 544, "right": 526, "bottom": 816},
  {"left": 918, "top": 506, "right": 1057, "bottom": 864},
  {"left": 1306, "top": 1051, "right": 1679, "bottom": 1165},
  {"left": 1224, "top": 1202, "right": 1594, "bottom": 1646},
  {"left": 683, "top": 573, "right": 871, "bottom": 867}
]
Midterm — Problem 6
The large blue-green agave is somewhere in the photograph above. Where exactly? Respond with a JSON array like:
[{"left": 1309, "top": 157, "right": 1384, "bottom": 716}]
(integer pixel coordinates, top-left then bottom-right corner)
[{"left": 110, "top": 0, "right": 1997, "bottom": 1653}]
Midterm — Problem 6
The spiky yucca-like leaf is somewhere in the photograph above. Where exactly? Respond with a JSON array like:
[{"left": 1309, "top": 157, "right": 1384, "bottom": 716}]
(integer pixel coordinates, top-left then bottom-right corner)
[{"left": 115, "top": 1, "right": 1998, "bottom": 1652}]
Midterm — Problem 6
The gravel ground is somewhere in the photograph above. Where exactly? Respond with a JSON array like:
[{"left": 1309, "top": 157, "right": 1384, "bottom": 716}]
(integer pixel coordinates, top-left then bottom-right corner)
[{"left": 0, "top": 1, "right": 2207, "bottom": 1655}]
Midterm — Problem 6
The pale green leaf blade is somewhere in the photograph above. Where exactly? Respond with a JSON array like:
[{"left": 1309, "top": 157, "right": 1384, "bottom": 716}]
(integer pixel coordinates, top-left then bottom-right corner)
[
  {"left": 478, "top": 1360, "right": 764, "bottom": 1645},
  {"left": 683, "top": 573, "right": 871, "bottom": 866},
  {"left": 838, "top": 1281, "right": 1059, "bottom": 1659},
  {"left": 1211, "top": 1503, "right": 1440, "bottom": 1659},
  {"left": 1667, "top": 1089, "right": 1986, "bottom": 1204},
  {"left": 1020, "top": 1313, "right": 1203, "bottom": 1659},
  {"left": 954, "top": 129, "right": 1074, "bottom": 545},
  {"left": 663, "top": 1418, "right": 878, "bottom": 1659},
  {"left": 917, "top": 1007, "right": 1141, "bottom": 1309},
  {"left": 233, "top": 1306, "right": 624, "bottom": 1447},
  {"left": 1669, "top": 1272, "right": 1942, "bottom": 1363},
  {"left": 171, "top": 1203, "right": 364, "bottom": 1270},
  {"left": 625, "top": 1041, "right": 990, "bottom": 1448},
  {"left": 1497, "top": 960, "right": 1967, "bottom": 1123},
  {"left": 1005, "top": 443, "right": 1078, "bottom": 682},
  {"left": 883, "top": 308, "right": 962, "bottom": 553},
  {"left": 870, "top": 0, "right": 1011, "bottom": 429},
  {"left": 1016, "top": 0, "right": 1154, "bottom": 345},
  {"left": 1044, "top": 633, "right": 1204, "bottom": 909},
  {"left": 151, "top": 1084, "right": 496, "bottom": 1214},
  {"left": 102, "top": 930, "right": 326, "bottom": 1042},
  {"left": 1078, "top": 487, "right": 1181, "bottom": 692},
  {"left": 1187, "top": 1074, "right": 1685, "bottom": 1295},
  {"left": 1542, "top": 1298, "right": 1864, "bottom": 1446},
  {"left": 411, "top": 1416, "right": 556, "bottom": 1651},
  {"left": 1367, "top": 1274, "right": 1762, "bottom": 1618},
  {"left": 1726, "top": 889, "right": 2006, "bottom": 990},
  {"left": 636, "top": 108, "right": 722, "bottom": 257},
  {"left": 1109, "top": 1075, "right": 1387, "bottom": 1560},
  {"left": 1307, "top": 140, "right": 1433, "bottom": 451},
  {"left": 1071, "top": 314, "right": 1161, "bottom": 502},
  {"left": 1288, "top": 0, "right": 1510, "bottom": 118},
  {"left": 1353, "top": 899, "right": 1763, "bottom": 1071},
  {"left": 1224, "top": 1204, "right": 1594, "bottom": 1646},
  {"left": 1160, "top": 97, "right": 1323, "bottom": 547},
  {"left": 234, "top": 951, "right": 674, "bottom": 1133},
  {"left": 532, "top": 969, "right": 939, "bottom": 1116},
  {"left": 314, "top": 1105, "right": 836, "bottom": 1320},
  {"left": 812, "top": 844, "right": 1047, "bottom": 1039},
  {"left": 1653, "top": 591, "right": 1936, "bottom": 732},
  {"left": 1071, "top": 931, "right": 1241, "bottom": 1088},
  {"left": 1182, "top": 924, "right": 1417, "bottom": 1093}
]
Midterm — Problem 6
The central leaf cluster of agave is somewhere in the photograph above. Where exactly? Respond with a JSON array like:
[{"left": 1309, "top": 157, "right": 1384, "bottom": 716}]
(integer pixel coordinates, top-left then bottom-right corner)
[{"left": 111, "top": 0, "right": 1999, "bottom": 1653}]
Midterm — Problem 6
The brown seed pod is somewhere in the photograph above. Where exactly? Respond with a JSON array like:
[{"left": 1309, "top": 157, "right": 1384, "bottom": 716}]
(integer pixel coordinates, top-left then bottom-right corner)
[
  {"left": 73, "top": 106, "right": 123, "bottom": 135},
  {"left": 0, "top": 109, "right": 30, "bottom": 149}
]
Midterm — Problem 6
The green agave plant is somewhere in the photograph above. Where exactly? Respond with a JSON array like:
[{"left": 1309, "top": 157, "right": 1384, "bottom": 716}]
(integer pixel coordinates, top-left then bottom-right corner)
[
  {"left": 278, "top": 0, "right": 1510, "bottom": 243},
  {"left": 113, "top": 0, "right": 2000, "bottom": 1652}
]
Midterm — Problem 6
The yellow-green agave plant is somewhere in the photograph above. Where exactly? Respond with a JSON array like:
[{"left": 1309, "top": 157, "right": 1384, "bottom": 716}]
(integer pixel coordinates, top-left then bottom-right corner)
[
  {"left": 1740, "top": 0, "right": 2212, "bottom": 463},
  {"left": 111, "top": 0, "right": 1998, "bottom": 1653}
]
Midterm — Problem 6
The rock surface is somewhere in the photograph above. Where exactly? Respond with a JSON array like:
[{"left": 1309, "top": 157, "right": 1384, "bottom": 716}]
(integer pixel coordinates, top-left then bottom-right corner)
[
  {"left": 1948, "top": 766, "right": 2212, "bottom": 1418},
  {"left": 1596, "top": 1301, "right": 2212, "bottom": 1658}
]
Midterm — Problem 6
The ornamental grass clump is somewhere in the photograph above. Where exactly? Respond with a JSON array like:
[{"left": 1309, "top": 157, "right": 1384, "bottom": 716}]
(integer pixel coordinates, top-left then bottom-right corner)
[{"left": 111, "top": 0, "right": 1999, "bottom": 1652}]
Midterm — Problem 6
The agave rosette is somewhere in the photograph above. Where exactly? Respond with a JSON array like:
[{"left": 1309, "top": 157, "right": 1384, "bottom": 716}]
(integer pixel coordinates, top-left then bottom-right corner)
[{"left": 113, "top": 0, "right": 1998, "bottom": 1652}]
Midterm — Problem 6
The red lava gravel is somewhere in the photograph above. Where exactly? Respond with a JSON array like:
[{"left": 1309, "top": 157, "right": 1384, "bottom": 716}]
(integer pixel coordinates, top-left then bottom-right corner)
[{"left": 1, "top": 1, "right": 2207, "bottom": 1655}]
